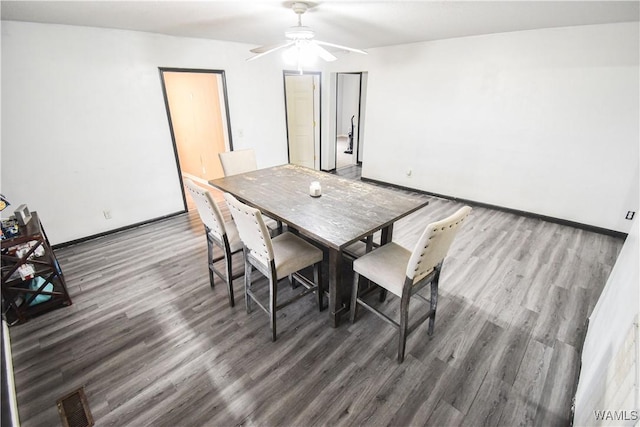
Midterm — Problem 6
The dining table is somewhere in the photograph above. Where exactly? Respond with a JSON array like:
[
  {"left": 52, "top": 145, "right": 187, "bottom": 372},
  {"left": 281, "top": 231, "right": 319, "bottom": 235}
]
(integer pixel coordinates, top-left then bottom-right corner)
[{"left": 209, "top": 164, "right": 429, "bottom": 327}]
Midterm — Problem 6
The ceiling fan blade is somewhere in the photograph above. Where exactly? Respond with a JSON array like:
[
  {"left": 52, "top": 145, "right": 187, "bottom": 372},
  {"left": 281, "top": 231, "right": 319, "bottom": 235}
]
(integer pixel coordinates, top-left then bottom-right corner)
[
  {"left": 247, "top": 41, "right": 295, "bottom": 61},
  {"left": 250, "top": 42, "right": 291, "bottom": 54},
  {"left": 309, "top": 42, "right": 337, "bottom": 62},
  {"left": 314, "top": 40, "right": 367, "bottom": 55}
]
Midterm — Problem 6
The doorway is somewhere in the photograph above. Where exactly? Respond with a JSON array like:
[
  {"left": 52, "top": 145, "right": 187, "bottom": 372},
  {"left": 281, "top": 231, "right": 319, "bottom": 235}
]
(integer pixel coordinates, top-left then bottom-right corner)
[
  {"left": 284, "top": 71, "right": 321, "bottom": 169},
  {"left": 335, "top": 72, "right": 366, "bottom": 169},
  {"left": 159, "top": 68, "right": 233, "bottom": 210}
]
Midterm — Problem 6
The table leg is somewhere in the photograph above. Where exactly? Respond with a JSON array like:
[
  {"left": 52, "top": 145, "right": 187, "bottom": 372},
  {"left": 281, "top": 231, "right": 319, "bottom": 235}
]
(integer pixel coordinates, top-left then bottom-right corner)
[
  {"left": 328, "top": 248, "right": 343, "bottom": 328},
  {"left": 381, "top": 225, "right": 394, "bottom": 245},
  {"left": 379, "top": 225, "right": 394, "bottom": 302}
]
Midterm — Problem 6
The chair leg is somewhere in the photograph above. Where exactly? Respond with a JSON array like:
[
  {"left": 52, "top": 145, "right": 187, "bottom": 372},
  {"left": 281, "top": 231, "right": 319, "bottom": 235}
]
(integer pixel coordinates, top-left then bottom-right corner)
[
  {"left": 398, "top": 292, "right": 411, "bottom": 363},
  {"left": 379, "top": 289, "right": 388, "bottom": 302},
  {"left": 428, "top": 273, "right": 440, "bottom": 336},
  {"left": 270, "top": 276, "right": 277, "bottom": 342},
  {"left": 244, "top": 259, "right": 253, "bottom": 314},
  {"left": 206, "top": 234, "right": 215, "bottom": 289},
  {"left": 350, "top": 272, "right": 361, "bottom": 323},
  {"left": 314, "top": 262, "right": 324, "bottom": 311},
  {"left": 225, "top": 250, "right": 235, "bottom": 307}
]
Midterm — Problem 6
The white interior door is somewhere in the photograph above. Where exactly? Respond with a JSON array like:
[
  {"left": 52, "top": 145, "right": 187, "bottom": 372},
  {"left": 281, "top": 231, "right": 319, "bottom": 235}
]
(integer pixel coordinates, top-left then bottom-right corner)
[{"left": 285, "top": 74, "right": 316, "bottom": 169}]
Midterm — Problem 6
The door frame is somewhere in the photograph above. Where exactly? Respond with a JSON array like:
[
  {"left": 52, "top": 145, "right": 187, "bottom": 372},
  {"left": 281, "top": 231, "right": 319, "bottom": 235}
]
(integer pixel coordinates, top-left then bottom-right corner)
[
  {"left": 283, "top": 70, "right": 322, "bottom": 170},
  {"left": 158, "top": 67, "right": 234, "bottom": 210}
]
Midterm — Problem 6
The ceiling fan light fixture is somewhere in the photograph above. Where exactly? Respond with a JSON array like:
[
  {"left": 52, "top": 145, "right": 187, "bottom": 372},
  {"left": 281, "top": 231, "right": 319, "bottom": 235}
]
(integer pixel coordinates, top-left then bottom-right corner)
[
  {"left": 285, "top": 26, "right": 314, "bottom": 40},
  {"left": 248, "top": 1, "right": 367, "bottom": 65},
  {"left": 282, "top": 41, "right": 317, "bottom": 67}
]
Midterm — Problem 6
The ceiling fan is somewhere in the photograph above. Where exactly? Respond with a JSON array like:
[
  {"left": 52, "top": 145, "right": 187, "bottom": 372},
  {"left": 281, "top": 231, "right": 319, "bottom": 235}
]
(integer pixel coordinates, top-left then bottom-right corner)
[{"left": 247, "top": 2, "right": 367, "bottom": 65}]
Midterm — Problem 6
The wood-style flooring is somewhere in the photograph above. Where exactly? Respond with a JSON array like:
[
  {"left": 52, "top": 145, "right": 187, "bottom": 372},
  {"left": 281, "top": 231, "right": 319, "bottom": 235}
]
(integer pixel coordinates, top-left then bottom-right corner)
[{"left": 8, "top": 166, "right": 623, "bottom": 426}]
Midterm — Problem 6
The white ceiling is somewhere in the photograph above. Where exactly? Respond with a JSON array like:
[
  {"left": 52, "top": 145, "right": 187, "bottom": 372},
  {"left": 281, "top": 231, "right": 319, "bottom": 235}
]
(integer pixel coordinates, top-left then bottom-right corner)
[{"left": 1, "top": 1, "right": 639, "bottom": 51}]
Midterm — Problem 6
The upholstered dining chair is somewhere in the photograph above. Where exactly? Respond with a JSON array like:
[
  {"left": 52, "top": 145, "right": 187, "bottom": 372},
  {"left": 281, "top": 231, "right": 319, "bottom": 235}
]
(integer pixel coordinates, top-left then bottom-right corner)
[
  {"left": 218, "top": 149, "right": 258, "bottom": 177},
  {"left": 350, "top": 206, "right": 472, "bottom": 363},
  {"left": 224, "top": 193, "right": 324, "bottom": 341},
  {"left": 184, "top": 178, "right": 243, "bottom": 307},
  {"left": 218, "top": 148, "right": 283, "bottom": 233}
]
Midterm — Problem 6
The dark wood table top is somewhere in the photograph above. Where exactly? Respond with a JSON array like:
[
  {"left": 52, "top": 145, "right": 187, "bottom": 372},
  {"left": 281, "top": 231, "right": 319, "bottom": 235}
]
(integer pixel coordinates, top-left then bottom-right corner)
[{"left": 209, "top": 164, "right": 428, "bottom": 250}]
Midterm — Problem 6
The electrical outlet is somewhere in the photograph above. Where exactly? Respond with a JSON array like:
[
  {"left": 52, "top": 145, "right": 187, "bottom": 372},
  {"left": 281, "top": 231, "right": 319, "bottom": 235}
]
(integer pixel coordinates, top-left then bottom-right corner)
[
  {"left": 625, "top": 211, "right": 635, "bottom": 220},
  {"left": 103, "top": 210, "right": 112, "bottom": 220}
]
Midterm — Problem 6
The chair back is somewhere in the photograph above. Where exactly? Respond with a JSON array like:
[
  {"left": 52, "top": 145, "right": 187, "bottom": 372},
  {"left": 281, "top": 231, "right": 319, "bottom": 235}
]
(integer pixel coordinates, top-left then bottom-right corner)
[
  {"left": 184, "top": 178, "right": 226, "bottom": 240},
  {"left": 406, "top": 206, "right": 472, "bottom": 283},
  {"left": 219, "top": 149, "right": 258, "bottom": 176},
  {"left": 223, "top": 193, "right": 274, "bottom": 267}
]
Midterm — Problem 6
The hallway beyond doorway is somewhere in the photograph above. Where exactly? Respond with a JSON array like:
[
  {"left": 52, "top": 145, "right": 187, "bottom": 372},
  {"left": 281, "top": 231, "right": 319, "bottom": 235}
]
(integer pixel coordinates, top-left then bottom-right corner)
[{"left": 336, "top": 135, "right": 353, "bottom": 169}]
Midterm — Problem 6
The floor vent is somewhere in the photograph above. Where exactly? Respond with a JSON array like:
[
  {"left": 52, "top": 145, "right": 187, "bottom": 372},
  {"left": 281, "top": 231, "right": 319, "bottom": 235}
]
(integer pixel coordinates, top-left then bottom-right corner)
[{"left": 56, "top": 387, "right": 94, "bottom": 427}]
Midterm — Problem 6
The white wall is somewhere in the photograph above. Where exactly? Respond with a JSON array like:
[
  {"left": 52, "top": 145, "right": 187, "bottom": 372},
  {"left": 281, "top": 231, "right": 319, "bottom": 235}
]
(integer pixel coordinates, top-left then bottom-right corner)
[
  {"left": 1, "top": 21, "right": 289, "bottom": 244},
  {"left": 320, "top": 72, "right": 337, "bottom": 171},
  {"left": 3, "top": 21, "right": 638, "bottom": 242},
  {"left": 349, "top": 23, "right": 639, "bottom": 233},
  {"left": 574, "top": 217, "right": 639, "bottom": 425}
]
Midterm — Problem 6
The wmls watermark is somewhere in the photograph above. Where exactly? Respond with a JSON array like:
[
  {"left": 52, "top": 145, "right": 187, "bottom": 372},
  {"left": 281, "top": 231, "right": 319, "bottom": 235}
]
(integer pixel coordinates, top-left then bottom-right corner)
[{"left": 593, "top": 410, "right": 639, "bottom": 422}]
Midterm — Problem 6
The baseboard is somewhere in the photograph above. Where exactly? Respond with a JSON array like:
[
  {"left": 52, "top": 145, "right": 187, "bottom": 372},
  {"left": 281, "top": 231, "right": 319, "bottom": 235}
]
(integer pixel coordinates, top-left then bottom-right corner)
[
  {"left": 361, "top": 177, "right": 628, "bottom": 239},
  {"left": 52, "top": 211, "right": 186, "bottom": 249}
]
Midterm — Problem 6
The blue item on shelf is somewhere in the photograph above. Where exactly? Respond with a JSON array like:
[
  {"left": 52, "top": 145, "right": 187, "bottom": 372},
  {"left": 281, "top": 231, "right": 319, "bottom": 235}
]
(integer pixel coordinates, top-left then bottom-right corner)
[{"left": 28, "top": 276, "right": 53, "bottom": 306}]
